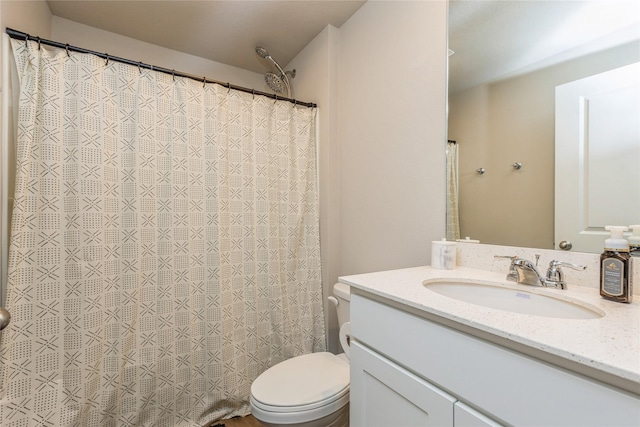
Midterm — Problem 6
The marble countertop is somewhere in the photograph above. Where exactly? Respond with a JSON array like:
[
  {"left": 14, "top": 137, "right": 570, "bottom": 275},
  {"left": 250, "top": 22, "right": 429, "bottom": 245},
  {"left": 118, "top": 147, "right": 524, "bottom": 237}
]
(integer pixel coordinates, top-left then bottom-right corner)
[{"left": 339, "top": 266, "right": 640, "bottom": 394}]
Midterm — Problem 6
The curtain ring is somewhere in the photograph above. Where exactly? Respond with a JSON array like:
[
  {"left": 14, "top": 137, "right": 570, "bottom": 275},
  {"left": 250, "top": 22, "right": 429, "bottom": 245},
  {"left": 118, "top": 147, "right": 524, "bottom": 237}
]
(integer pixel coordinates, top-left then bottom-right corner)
[
  {"left": 65, "top": 43, "right": 70, "bottom": 57},
  {"left": 36, "top": 37, "right": 41, "bottom": 51},
  {"left": 138, "top": 62, "right": 142, "bottom": 73},
  {"left": 252, "top": 89, "right": 255, "bottom": 99},
  {"left": 105, "top": 54, "right": 109, "bottom": 66},
  {"left": 172, "top": 69, "right": 175, "bottom": 81},
  {"left": 274, "top": 94, "right": 278, "bottom": 103},
  {"left": 202, "top": 76, "right": 206, "bottom": 88},
  {"left": 227, "top": 82, "right": 231, "bottom": 93}
]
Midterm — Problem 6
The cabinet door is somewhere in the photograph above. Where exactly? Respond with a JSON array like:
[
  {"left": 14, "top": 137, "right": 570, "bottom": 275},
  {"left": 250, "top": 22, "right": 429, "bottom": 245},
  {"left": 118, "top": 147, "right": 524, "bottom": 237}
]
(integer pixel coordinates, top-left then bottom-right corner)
[
  {"left": 454, "top": 402, "right": 503, "bottom": 427},
  {"left": 350, "top": 340, "right": 456, "bottom": 427}
]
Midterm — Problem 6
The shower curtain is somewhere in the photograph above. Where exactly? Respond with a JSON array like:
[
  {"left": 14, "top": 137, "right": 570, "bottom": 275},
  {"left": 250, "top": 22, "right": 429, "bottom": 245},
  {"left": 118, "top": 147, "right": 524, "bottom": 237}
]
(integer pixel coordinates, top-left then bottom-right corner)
[
  {"left": 446, "top": 141, "right": 460, "bottom": 241},
  {"left": 0, "top": 39, "right": 325, "bottom": 427}
]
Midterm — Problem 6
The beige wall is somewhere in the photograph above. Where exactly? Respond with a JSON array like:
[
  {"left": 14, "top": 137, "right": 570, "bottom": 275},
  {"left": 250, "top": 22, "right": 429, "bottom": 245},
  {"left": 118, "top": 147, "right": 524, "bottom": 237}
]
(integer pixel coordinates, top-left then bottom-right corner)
[
  {"left": 286, "top": 25, "right": 342, "bottom": 352},
  {"left": 277, "top": 1, "right": 449, "bottom": 350},
  {"left": 337, "top": 0, "right": 447, "bottom": 276},
  {"left": 51, "top": 17, "right": 265, "bottom": 89},
  {"left": 1, "top": 1, "right": 52, "bottom": 37},
  {"left": 449, "top": 41, "right": 640, "bottom": 250}
]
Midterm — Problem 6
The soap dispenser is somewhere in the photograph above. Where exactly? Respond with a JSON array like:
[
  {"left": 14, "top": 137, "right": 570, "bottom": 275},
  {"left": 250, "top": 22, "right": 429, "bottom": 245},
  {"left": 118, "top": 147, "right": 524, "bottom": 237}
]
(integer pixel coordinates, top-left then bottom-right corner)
[
  {"left": 600, "top": 226, "right": 632, "bottom": 303},
  {"left": 629, "top": 225, "right": 640, "bottom": 257}
]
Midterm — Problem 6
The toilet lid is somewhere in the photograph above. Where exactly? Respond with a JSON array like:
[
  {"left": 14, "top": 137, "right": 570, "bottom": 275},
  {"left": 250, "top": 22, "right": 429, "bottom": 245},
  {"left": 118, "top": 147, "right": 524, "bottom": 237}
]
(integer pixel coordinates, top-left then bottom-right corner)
[{"left": 251, "top": 352, "right": 349, "bottom": 410}]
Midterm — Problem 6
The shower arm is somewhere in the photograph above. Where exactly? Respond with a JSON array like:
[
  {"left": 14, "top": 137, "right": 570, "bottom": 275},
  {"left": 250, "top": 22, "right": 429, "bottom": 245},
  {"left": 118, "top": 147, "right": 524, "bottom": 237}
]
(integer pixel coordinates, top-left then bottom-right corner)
[{"left": 265, "top": 55, "right": 287, "bottom": 79}]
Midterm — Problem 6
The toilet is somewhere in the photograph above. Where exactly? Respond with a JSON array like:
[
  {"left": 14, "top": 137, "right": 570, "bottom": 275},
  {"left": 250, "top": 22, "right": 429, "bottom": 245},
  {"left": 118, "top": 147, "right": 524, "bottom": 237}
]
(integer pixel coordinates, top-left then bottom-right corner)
[{"left": 250, "top": 283, "right": 351, "bottom": 427}]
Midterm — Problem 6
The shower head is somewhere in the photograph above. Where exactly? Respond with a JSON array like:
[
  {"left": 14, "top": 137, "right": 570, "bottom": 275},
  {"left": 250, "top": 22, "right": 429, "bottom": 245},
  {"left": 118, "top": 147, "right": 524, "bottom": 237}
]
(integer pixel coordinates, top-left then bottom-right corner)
[
  {"left": 255, "top": 46, "right": 270, "bottom": 59},
  {"left": 255, "top": 45, "right": 295, "bottom": 98},
  {"left": 265, "top": 71, "right": 286, "bottom": 94}
]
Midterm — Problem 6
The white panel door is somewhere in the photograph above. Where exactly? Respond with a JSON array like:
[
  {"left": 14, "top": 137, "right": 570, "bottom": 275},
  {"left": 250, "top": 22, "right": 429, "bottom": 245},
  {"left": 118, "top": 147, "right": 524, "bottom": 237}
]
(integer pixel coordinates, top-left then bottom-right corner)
[
  {"left": 350, "top": 341, "right": 456, "bottom": 427},
  {"left": 555, "top": 62, "right": 640, "bottom": 253}
]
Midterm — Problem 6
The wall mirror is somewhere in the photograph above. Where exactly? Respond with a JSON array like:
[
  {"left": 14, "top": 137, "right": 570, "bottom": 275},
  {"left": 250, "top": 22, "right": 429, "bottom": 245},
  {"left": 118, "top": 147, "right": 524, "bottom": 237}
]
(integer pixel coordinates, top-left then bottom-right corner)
[{"left": 447, "top": 0, "right": 640, "bottom": 253}]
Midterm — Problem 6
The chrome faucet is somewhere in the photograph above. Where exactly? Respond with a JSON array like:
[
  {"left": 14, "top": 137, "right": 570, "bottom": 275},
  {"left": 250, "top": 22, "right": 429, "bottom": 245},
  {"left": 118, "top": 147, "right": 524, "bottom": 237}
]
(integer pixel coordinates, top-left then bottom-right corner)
[
  {"left": 495, "top": 256, "right": 586, "bottom": 289},
  {"left": 512, "top": 257, "right": 545, "bottom": 287}
]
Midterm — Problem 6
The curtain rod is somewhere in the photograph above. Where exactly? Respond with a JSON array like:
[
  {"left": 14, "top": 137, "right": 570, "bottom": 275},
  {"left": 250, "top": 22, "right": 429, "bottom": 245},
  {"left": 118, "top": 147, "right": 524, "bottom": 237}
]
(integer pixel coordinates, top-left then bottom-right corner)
[
  {"left": 448, "top": 140, "right": 457, "bottom": 144},
  {"left": 5, "top": 28, "right": 317, "bottom": 108}
]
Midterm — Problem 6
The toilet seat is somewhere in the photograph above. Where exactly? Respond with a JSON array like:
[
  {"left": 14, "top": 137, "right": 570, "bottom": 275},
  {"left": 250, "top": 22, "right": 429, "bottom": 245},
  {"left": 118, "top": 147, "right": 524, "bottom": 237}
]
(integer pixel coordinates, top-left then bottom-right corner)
[{"left": 250, "top": 352, "right": 349, "bottom": 414}]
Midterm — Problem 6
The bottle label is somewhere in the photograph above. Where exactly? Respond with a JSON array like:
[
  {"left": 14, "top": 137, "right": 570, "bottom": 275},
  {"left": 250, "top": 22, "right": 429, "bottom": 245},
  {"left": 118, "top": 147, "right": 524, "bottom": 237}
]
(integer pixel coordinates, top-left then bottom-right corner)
[{"left": 602, "top": 258, "right": 624, "bottom": 296}]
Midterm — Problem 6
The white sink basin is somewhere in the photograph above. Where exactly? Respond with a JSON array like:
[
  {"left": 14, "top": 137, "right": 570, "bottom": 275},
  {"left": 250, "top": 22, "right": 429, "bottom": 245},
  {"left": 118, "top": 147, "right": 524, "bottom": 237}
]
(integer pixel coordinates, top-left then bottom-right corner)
[{"left": 424, "top": 281, "right": 603, "bottom": 319}]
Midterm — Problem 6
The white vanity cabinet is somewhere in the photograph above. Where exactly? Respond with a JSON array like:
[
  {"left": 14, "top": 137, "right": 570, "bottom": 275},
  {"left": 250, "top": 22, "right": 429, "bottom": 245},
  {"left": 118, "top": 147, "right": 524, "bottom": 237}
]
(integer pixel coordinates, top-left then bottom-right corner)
[{"left": 350, "top": 292, "right": 640, "bottom": 427}]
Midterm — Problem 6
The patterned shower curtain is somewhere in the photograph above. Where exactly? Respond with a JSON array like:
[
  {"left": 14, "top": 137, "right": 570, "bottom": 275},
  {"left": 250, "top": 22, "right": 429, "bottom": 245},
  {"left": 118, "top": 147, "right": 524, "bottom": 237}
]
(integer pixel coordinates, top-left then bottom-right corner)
[
  {"left": 446, "top": 141, "right": 460, "bottom": 241},
  {"left": 0, "top": 39, "right": 325, "bottom": 427}
]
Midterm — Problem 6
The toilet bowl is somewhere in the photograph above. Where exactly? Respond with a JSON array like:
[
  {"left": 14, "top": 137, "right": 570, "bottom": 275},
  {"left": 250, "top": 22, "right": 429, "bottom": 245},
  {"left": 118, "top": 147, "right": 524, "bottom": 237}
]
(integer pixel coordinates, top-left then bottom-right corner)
[{"left": 250, "top": 283, "right": 351, "bottom": 427}]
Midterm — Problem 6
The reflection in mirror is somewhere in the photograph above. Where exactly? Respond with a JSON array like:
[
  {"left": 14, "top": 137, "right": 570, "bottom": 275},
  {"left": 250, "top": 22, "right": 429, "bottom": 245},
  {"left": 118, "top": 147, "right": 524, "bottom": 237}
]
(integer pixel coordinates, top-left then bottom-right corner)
[
  {"left": 555, "top": 62, "right": 640, "bottom": 253},
  {"left": 447, "top": 0, "right": 640, "bottom": 253}
]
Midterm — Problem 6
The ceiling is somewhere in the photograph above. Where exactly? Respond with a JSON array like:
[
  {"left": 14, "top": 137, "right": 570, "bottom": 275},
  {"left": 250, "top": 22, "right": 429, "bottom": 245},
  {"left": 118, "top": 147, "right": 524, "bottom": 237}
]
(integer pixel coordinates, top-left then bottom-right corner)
[
  {"left": 449, "top": 0, "right": 640, "bottom": 93},
  {"left": 46, "top": 1, "right": 640, "bottom": 92},
  {"left": 46, "top": 0, "right": 366, "bottom": 74}
]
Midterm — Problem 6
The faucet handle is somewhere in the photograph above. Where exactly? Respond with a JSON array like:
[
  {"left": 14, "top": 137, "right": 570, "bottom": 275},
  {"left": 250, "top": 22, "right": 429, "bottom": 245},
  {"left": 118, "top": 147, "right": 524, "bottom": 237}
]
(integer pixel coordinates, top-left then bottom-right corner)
[
  {"left": 549, "top": 260, "right": 586, "bottom": 271},
  {"left": 545, "top": 260, "right": 586, "bottom": 289},
  {"left": 494, "top": 255, "right": 519, "bottom": 262}
]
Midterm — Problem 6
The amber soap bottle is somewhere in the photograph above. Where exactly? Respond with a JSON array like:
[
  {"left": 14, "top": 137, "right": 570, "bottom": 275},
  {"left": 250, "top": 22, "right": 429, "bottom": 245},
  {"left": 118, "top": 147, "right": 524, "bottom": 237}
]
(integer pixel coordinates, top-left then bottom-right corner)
[{"left": 600, "top": 226, "right": 632, "bottom": 303}]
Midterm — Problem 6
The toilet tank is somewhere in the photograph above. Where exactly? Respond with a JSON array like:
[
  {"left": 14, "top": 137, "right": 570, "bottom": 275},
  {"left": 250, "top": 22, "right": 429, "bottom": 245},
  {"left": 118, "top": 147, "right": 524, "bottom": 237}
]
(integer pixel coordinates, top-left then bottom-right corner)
[{"left": 332, "top": 282, "right": 351, "bottom": 325}]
